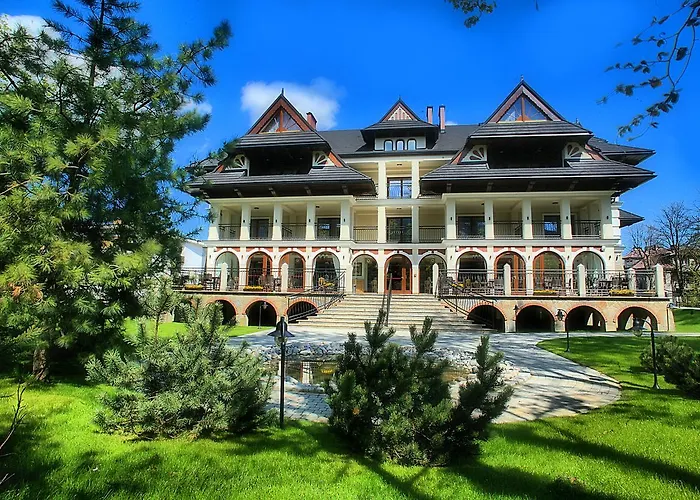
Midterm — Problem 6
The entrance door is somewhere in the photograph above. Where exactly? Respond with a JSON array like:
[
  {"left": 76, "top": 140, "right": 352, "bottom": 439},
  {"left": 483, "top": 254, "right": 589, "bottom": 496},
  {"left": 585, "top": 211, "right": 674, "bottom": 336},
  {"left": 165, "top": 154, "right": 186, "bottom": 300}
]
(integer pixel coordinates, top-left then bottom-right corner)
[{"left": 386, "top": 255, "right": 412, "bottom": 294}]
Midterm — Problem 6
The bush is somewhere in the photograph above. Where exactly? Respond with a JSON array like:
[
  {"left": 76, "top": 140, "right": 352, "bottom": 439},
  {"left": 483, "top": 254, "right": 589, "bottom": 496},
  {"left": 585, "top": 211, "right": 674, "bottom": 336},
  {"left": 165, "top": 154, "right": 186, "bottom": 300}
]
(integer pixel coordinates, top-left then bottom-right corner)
[
  {"left": 640, "top": 335, "right": 700, "bottom": 397},
  {"left": 325, "top": 310, "right": 512, "bottom": 465},
  {"left": 86, "top": 299, "right": 273, "bottom": 438}
]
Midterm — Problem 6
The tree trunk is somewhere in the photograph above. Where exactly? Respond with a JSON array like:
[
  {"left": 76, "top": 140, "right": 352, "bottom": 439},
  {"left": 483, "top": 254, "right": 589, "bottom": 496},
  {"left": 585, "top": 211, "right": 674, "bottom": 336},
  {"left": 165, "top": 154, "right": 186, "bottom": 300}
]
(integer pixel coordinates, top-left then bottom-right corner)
[{"left": 32, "top": 347, "right": 48, "bottom": 381}]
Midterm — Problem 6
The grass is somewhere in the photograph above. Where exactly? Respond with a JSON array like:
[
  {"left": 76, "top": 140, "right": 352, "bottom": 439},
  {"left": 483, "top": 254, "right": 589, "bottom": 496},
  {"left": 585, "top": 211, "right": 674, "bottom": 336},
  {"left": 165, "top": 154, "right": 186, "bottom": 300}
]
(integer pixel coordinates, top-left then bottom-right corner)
[
  {"left": 672, "top": 309, "right": 700, "bottom": 333},
  {"left": 1, "top": 337, "right": 699, "bottom": 499},
  {"left": 123, "top": 318, "right": 266, "bottom": 339}
]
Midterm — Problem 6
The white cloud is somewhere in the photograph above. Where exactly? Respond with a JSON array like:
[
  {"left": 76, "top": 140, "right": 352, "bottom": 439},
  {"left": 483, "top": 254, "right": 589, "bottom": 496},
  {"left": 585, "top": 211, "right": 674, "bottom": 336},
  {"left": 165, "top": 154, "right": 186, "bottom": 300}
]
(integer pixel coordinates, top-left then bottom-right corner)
[
  {"left": 241, "top": 78, "right": 343, "bottom": 130},
  {"left": 445, "top": 120, "right": 458, "bottom": 126},
  {"left": 181, "top": 98, "right": 213, "bottom": 115},
  {"left": 1, "top": 14, "right": 57, "bottom": 37}
]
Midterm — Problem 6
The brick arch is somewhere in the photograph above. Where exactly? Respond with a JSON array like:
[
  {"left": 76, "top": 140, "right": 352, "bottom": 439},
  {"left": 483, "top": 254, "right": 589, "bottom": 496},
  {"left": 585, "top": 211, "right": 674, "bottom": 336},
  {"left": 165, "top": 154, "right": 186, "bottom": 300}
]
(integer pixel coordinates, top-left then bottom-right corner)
[
  {"left": 515, "top": 304, "right": 555, "bottom": 333},
  {"left": 564, "top": 305, "right": 606, "bottom": 332},
  {"left": 617, "top": 306, "right": 658, "bottom": 331},
  {"left": 244, "top": 299, "right": 278, "bottom": 327},
  {"left": 467, "top": 303, "right": 506, "bottom": 332}
]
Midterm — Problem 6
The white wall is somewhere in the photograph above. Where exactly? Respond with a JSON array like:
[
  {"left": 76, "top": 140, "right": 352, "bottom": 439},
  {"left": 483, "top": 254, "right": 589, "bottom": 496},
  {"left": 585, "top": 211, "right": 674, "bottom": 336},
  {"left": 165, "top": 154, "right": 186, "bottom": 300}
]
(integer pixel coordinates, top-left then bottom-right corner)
[{"left": 182, "top": 240, "right": 206, "bottom": 268}]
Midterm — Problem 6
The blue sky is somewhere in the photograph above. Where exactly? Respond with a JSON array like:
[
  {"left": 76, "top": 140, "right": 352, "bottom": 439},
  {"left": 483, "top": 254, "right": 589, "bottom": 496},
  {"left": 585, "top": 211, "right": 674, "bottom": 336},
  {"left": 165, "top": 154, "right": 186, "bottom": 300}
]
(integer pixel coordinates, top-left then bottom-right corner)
[{"left": 3, "top": 0, "right": 699, "bottom": 243}]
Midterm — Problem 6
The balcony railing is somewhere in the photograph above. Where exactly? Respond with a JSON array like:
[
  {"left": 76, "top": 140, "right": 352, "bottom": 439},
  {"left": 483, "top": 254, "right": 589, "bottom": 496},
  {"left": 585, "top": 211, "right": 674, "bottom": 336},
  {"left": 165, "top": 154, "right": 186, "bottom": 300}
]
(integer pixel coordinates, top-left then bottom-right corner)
[
  {"left": 419, "top": 226, "right": 445, "bottom": 243},
  {"left": 218, "top": 224, "right": 241, "bottom": 240},
  {"left": 315, "top": 224, "right": 340, "bottom": 241},
  {"left": 494, "top": 221, "right": 522, "bottom": 239},
  {"left": 387, "top": 227, "right": 412, "bottom": 243},
  {"left": 354, "top": 226, "right": 378, "bottom": 242},
  {"left": 532, "top": 222, "right": 561, "bottom": 238},
  {"left": 573, "top": 220, "right": 601, "bottom": 238},
  {"left": 457, "top": 229, "right": 485, "bottom": 239},
  {"left": 281, "top": 223, "right": 306, "bottom": 240}
]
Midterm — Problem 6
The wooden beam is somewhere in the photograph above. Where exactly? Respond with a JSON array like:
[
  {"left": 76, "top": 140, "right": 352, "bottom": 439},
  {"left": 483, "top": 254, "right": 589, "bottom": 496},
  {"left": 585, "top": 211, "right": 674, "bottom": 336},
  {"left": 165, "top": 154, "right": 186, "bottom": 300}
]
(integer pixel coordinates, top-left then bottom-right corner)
[
  {"left": 446, "top": 182, "right": 452, "bottom": 193},
  {"left": 269, "top": 186, "right": 277, "bottom": 197},
  {"left": 526, "top": 181, "right": 535, "bottom": 192},
  {"left": 304, "top": 185, "right": 312, "bottom": 196},
  {"left": 234, "top": 188, "right": 243, "bottom": 198},
  {"left": 342, "top": 185, "right": 349, "bottom": 195},
  {"left": 567, "top": 179, "right": 579, "bottom": 191},
  {"left": 486, "top": 182, "right": 493, "bottom": 192}
]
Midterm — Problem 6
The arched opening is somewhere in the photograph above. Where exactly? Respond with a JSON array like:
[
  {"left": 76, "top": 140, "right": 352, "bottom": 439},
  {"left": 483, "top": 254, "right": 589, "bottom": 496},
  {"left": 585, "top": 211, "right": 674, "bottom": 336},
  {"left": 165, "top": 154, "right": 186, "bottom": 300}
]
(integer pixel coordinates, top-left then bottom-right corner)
[
  {"left": 215, "top": 252, "right": 239, "bottom": 290},
  {"left": 617, "top": 307, "right": 658, "bottom": 332},
  {"left": 468, "top": 305, "right": 505, "bottom": 332},
  {"left": 246, "top": 300, "right": 276, "bottom": 327},
  {"left": 386, "top": 254, "right": 412, "bottom": 294},
  {"left": 533, "top": 251, "right": 566, "bottom": 293},
  {"left": 352, "top": 254, "right": 379, "bottom": 293},
  {"left": 287, "top": 301, "right": 319, "bottom": 323},
  {"left": 281, "top": 252, "right": 306, "bottom": 291},
  {"left": 247, "top": 252, "right": 274, "bottom": 288},
  {"left": 384, "top": 139, "right": 393, "bottom": 151},
  {"left": 215, "top": 300, "right": 236, "bottom": 326},
  {"left": 566, "top": 306, "right": 606, "bottom": 332},
  {"left": 313, "top": 252, "right": 340, "bottom": 288},
  {"left": 457, "top": 251, "right": 487, "bottom": 279},
  {"left": 495, "top": 252, "right": 526, "bottom": 294},
  {"left": 516, "top": 305, "right": 555, "bottom": 332},
  {"left": 573, "top": 251, "right": 606, "bottom": 295},
  {"left": 419, "top": 254, "right": 446, "bottom": 294},
  {"left": 573, "top": 251, "right": 605, "bottom": 272}
]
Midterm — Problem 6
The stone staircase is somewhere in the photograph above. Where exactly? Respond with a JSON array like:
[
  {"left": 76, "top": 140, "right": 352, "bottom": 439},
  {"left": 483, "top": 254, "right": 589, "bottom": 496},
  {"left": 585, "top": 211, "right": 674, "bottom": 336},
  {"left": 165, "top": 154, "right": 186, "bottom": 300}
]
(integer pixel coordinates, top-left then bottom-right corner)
[{"left": 292, "top": 294, "right": 494, "bottom": 334}]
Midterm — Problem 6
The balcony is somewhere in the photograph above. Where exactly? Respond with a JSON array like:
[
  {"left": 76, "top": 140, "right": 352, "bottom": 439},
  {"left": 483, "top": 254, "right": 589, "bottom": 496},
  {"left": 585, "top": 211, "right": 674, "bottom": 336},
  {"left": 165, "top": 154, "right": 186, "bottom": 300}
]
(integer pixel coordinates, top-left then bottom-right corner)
[
  {"left": 387, "top": 227, "right": 412, "bottom": 243},
  {"left": 493, "top": 221, "right": 522, "bottom": 239},
  {"left": 354, "top": 226, "right": 378, "bottom": 242},
  {"left": 281, "top": 223, "right": 306, "bottom": 240},
  {"left": 532, "top": 221, "right": 560, "bottom": 239},
  {"left": 573, "top": 220, "right": 601, "bottom": 238},
  {"left": 315, "top": 223, "right": 340, "bottom": 241},
  {"left": 419, "top": 226, "right": 445, "bottom": 243},
  {"left": 218, "top": 224, "right": 241, "bottom": 240}
]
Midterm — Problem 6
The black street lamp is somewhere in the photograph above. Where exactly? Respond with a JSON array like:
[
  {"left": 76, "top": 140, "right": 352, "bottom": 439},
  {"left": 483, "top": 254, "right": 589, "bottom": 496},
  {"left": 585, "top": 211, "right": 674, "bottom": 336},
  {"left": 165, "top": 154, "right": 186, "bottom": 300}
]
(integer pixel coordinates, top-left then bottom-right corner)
[
  {"left": 268, "top": 316, "right": 295, "bottom": 428},
  {"left": 633, "top": 316, "right": 660, "bottom": 389},
  {"left": 258, "top": 301, "right": 268, "bottom": 327},
  {"left": 556, "top": 309, "right": 569, "bottom": 352}
]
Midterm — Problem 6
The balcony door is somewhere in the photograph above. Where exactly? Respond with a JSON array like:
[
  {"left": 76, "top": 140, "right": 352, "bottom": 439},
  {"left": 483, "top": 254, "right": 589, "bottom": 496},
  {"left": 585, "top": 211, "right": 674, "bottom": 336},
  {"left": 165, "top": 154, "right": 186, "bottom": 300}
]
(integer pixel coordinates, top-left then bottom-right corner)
[
  {"left": 387, "top": 217, "right": 412, "bottom": 243},
  {"left": 457, "top": 216, "right": 485, "bottom": 238},
  {"left": 250, "top": 218, "right": 270, "bottom": 239},
  {"left": 386, "top": 255, "right": 412, "bottom": 294}
]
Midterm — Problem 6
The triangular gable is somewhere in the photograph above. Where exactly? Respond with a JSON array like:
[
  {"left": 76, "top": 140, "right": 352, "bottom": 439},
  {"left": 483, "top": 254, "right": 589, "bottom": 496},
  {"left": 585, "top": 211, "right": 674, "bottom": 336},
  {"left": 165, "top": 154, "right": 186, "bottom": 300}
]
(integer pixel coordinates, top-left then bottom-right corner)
[
  {"left": 379, "top": 98, "right": 422, "bottom": 122},
  {"left": 247, "top": 92, "right": 314, "bottom": 134},
  {"left": 487, "top": 80, "right": 564, "bottom": 123}
]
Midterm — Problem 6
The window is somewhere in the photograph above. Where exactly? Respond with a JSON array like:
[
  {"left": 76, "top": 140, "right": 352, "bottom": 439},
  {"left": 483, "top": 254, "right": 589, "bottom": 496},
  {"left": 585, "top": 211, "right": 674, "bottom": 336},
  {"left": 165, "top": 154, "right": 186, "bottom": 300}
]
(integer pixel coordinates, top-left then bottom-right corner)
[
  {"left": 316, "top": 217, "right": 340, "bottom": 239},
  {"left": 500, "top": 96, "right": 549, "bottom": 122},
  {"left": 387, "top": 217, "right": 412, "bottom": 243},
  {"left": 387, "top": 178, "right": 412, "bottom": 199},
  {"left": 543, "top": 215, "right": 560, "bottom": 236},
  {"left": 250, "top": 219, "right": 270, "bottom": 239},
  {"left": 457, "top": 216, "right": 485, "bottom": 238},
  {"left": 407, "top": 138, "right": 417, "bottom": 150},
  {"left": 384, "top": 139, "right": 393, "bottom": 151},
  {"left": 396, "top": 139, "right": 405, "bottom": 151},
  {"left": 261, "top": 109, "right": 302, "bottom": 133}
]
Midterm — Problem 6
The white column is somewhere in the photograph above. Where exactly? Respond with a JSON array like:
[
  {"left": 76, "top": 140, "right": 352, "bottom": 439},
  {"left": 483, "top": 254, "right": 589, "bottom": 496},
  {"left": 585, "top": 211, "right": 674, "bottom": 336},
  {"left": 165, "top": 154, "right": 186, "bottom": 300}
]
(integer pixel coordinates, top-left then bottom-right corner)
[
  {"left": 411, "top": 205, "right": 419, "bottom": 243},
  {"left": 412, "top": 264, "right": 420, "bottom": 294},
  {"left": 655, "top": 263, "right": 665, "bottom": 298},
  {"left": 560, "top": 198, "right": 572, "bottom": 239},
  {"left": 446, "top": 199, "right": 456, "bottom": 239},
  {"left": 272, "top": 203, "right": 283, "bottom": 241},
  {"left": 378, "top": 161, "right": 387, "bottom": 200},
  {"left": 503, "top": 263, "right": 512, "bottom": 296},
  {"left": 305, "top": 202, "right": 316, "bottom": 241},
  {"left": 377, "top": 206, "right": 387, "bottom": 243},
  {"left": 280, "top": 262, "right": 289, "bottom": 293},
  {"left": 432, "top": 263, "right": 439, "bottom": 295},
  {"left": 600, "top": 196, "right": 613, "bottom": 239},
  {"left": 240, "top": 204, "right": 251, "bottom": 241},
  {"left": 411, "top": 160, "right": 420, "bottom": 199},
  {"left": 521, "top": 199, "right": 533, "bottom": 240},
  {"left": 345, "top": 263, "right": 354, "bottom": 293},
  {"left": 484, "top": 199, "right": 494, "bottom": 239},
  {"left": 628, "top": 268, "right": 636, "bottom": 292},
  {"left": 219, "top": 262, "right": 228, "bottom": 292},
  {"left": 208, "top": 208, "right": 221, "bottom": 240},
  {"left": 577, "top": 263, "right": 586, "bottom": 296},
  {"left": 526, "top": 259, "right": 534, "bottom": 295},
  {"left": 377, "top": 260, "right": 385, "bottom": 293},
  {"left": 340, "top": 200, "right": 351, "bottom": 241}
]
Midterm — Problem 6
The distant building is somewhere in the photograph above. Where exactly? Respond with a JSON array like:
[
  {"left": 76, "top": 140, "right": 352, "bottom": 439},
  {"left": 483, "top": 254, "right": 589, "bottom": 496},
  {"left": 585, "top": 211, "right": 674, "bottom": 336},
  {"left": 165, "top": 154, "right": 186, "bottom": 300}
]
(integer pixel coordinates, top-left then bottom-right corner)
[{"left": 181, "top": 239, "right": 206, "bottom": 269}]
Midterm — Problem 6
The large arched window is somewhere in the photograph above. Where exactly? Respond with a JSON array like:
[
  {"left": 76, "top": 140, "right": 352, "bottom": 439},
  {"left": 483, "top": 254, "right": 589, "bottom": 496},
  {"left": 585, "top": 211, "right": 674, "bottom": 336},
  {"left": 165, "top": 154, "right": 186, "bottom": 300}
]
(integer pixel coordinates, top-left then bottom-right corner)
[
  {"left": 407, "top": 138, "right": 417, "bottom": 150},
  {"left": 396, "top": 139, "right": 405, "bottom": 151},
  {"left": 384, "top": 139, "right": 393, "bottom": 151}
]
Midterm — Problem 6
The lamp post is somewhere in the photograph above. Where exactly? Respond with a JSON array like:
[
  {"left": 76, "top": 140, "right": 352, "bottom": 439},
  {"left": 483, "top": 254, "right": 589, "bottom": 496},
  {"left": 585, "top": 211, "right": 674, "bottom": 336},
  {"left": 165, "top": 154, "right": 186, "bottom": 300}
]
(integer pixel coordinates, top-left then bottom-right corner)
[
  {"left": 633, "top": 316, "right": 660, "bottom": 389},
  {"left": 258, "top": 301, "right": 268, "bottom": 328},
  {"left": 556, "top": 309, "right": 569, "bottom": 352},
  {"left": 268, "top": 316, "right": 295, "bottom": 428}
]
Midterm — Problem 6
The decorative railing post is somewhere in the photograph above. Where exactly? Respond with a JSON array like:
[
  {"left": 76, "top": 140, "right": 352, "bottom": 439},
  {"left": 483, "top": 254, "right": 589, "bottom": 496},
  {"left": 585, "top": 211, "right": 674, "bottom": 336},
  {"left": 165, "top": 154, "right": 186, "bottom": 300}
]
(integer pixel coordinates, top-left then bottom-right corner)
[
  {"left": 655, "top": 264, "right": 665, "bottom": 298},
  {"left": 503, "top": 263, "right": 512, "bottom": 296},
  {"left": 219, "top": 262, "right": 228, "bottom": 292},
  {"left": 280, "top": 262, "right": 289, "bottom": 293},
  {"left": 577, "top": 264, "right": 586, "bottom": 296}
]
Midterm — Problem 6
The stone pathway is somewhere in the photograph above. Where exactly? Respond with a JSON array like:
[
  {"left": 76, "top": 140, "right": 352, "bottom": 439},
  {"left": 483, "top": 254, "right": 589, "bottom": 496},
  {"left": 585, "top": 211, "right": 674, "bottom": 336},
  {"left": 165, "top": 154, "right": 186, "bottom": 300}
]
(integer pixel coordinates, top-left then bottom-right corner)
[{"left": 234, "top": 330, "right": 626, "bottom": 425}]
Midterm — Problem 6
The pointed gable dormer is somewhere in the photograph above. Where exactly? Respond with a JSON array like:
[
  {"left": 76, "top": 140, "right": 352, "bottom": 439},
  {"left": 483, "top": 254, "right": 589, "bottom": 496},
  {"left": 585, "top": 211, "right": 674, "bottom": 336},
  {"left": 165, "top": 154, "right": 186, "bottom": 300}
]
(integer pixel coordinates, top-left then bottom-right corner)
[
  {"left": 362, "top": 98, "right": 439, "bottom": 150},
  {"left": 487, "top": 80, "right": 563, "bottom": 123},
  {"left": 248, "top": 91, "right": 314, "bottom": 135}
]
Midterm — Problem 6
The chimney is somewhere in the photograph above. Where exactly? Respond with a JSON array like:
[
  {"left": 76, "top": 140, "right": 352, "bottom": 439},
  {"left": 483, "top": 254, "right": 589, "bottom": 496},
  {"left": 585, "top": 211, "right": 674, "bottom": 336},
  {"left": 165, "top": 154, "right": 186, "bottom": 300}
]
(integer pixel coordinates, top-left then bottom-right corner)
[
  {"left": 438, "top": 105, "right": 446, "bottom": 133},
  {"left": 306, "top": 112, "right": 317, "bottom": 130},
  {"left": 426, "top": 106, "right": 433, "bottom": 124}
]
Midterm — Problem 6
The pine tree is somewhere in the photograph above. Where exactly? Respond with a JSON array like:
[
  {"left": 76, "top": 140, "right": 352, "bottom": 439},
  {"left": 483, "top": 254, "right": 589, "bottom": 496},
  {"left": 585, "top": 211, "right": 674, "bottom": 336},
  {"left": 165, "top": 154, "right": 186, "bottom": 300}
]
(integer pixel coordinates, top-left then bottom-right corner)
[{"left": 0, "top": 2, "right": 231, "bottom": 376}]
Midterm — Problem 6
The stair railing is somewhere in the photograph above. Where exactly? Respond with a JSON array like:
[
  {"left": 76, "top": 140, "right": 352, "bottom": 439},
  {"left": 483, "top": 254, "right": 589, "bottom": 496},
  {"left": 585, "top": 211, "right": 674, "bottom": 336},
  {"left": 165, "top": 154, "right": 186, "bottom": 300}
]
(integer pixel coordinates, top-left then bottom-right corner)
[
  {"left": 286, "top": 271, "right": 346, "bottom": 323},
  {"left": 383, "top": 278, "right": 393, "bottom": 327},
  {"left": 436, "top": 270, "right": 496, "bottom": 324}
]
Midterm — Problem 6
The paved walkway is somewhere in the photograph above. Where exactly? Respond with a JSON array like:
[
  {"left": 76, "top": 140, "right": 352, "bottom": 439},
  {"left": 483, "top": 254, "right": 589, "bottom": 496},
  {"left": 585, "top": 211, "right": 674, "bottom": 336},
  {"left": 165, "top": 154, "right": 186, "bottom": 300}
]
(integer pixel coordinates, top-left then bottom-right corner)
[{"left": 233, "top": 330, "right": 627, "bottom": 424}]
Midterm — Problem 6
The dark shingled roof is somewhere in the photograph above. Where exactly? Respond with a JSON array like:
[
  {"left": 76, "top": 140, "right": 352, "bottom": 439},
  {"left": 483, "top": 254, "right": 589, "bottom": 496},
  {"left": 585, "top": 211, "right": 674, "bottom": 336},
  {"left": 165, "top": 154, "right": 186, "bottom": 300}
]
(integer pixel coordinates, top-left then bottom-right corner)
[
  {"left": 468, "top": 120, "right": 592, "bottom": 139},
  {"left": 363, "top": 120, "right": 437, "bottom": 132},
  {"left": 233, "top": 131, "right": 329, "bottom": 149},
  {"left": 421, "top": 159, "right": 654, "bottom": 182},
  {"left": 589, "top": 137, "right": 654, "bottom": 155},
  {"left": 619, "top": 209, "right": 644, "bottom": 228}
]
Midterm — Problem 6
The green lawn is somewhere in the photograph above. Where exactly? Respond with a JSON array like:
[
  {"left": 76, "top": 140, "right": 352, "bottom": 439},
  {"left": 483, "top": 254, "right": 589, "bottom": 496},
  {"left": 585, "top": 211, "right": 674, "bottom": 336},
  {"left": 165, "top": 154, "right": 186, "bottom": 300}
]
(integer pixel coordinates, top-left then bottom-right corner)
[
  {"left": 1, "top": 337, "right": 699, "bottom": 499},
  {"left": 672, "top": 309, "right": 700, "bottom": 333},
  {"left": 123, "top": 318, "right": 266, "bottom": 339}
]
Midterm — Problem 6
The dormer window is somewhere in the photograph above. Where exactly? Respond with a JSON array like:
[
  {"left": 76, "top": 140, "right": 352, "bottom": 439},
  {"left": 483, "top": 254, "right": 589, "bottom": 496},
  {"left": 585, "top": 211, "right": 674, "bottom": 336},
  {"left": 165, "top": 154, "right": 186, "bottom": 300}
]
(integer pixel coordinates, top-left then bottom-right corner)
[
  {"left": 500, "top": 96, "right": 549, "bottom": 122},
  {"left": 261, "top": 109, "right": 302, "bottom": 133},
  {"left": 407, "top": 139, "right": 417, "bottom": 150},
  {"left": 384, "top": 139, "right": 393, "bottom": 151},
  {"left": 396, "top": 139, "right": 405, "bottom": 151}
]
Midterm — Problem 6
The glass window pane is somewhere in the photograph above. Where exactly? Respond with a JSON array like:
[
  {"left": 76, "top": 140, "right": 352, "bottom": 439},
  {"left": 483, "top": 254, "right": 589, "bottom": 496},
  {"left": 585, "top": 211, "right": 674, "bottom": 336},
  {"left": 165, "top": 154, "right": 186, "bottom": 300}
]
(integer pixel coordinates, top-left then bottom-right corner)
[
  {"left": 261, "top": 116, "right": 280, "bottom": 133},
  {"left": 396, "top": 140, "right": 405, "bottom": 151},
  {"left": 402, "top": 180, "right": 411, "bottom": 198},
  {"left": 384, "top": 140, "right": 393, "bottom": 151},
  {"left": 500, "top": 100, "right": 522, "bottom": 122},
  {"left": 407, "top": 139, "right": 417, "bottom": 150},
  {"left": 523, "top": 99, "right": 547, "bottom": 121}
]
